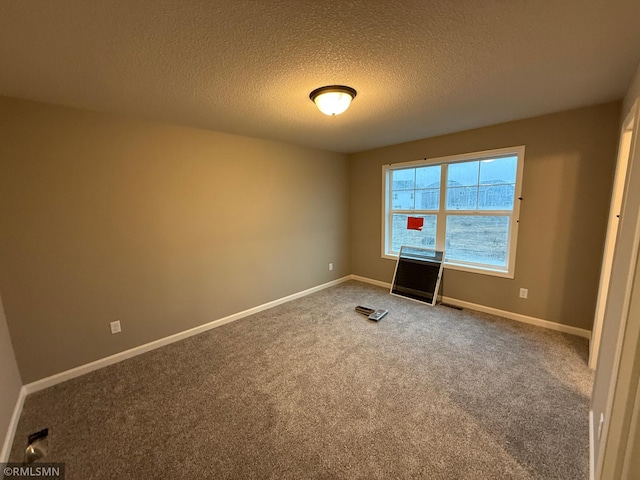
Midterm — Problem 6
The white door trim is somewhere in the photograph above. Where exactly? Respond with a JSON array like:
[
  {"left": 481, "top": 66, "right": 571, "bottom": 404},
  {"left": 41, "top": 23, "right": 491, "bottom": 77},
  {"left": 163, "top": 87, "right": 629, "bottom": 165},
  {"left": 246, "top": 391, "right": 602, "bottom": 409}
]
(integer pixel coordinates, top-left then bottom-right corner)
[
  {"left": 593, "top": 97, "right": 640, "bottom": 479},
  {"left": 590, "top": 108, "right": 636, "bottom": 369}
]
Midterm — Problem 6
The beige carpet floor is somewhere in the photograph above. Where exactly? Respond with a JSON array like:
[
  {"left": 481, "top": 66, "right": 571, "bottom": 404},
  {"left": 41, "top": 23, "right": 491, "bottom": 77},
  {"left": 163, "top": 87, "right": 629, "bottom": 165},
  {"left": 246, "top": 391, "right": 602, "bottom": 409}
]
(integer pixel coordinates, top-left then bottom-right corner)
[{"left": 9, "top": 281, "right": 593, "bottom": 479}]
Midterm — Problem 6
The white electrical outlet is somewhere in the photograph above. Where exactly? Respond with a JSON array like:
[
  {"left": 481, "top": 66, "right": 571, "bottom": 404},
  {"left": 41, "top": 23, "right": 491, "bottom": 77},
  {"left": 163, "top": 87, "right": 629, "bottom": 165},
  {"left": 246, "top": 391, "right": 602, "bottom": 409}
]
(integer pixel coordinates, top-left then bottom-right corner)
[
  {"left": 110, "top": 320, "right": 121, "bottom": 334},
  {"left": 329, "top": 263, "right": 334, "bottom": 271},
  {"left": 519, "top": 288, "right": 528, "bottom": 299}
]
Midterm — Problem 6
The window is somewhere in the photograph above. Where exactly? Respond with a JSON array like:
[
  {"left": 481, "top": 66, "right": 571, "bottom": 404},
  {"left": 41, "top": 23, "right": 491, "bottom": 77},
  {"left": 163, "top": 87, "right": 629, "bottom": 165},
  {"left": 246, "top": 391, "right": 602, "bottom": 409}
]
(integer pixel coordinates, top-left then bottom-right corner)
[{"left": 382, "top": 146, "right": 524, "bottom": 278}]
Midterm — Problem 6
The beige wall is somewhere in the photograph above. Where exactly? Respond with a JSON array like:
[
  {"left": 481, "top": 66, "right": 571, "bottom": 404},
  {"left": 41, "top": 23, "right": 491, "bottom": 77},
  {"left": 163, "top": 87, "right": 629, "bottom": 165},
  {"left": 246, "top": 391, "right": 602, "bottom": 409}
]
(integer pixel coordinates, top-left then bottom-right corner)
[
  {"left": 0, "top": 97, "right": 350, "bottom": 383},
  {"left": 0, "top": 294, "right": 22, "bottom": 460},
  {"left": 349, "top": 102, "right": 620, "bottom": 330}
]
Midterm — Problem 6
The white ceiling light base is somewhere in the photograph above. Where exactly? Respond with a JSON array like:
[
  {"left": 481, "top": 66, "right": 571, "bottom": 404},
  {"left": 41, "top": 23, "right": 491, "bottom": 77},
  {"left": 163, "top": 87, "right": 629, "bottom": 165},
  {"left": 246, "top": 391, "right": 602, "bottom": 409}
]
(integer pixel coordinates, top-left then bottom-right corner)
[{"left": 309, "top": 85, "right": 357, "bottom": 116}]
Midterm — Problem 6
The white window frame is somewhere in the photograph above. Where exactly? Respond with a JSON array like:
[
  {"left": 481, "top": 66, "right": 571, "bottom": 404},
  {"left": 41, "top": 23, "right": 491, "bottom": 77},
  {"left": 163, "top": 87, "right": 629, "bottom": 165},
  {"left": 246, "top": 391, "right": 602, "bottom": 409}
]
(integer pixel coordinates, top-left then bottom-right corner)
[{"left": 381, "top": 145, "right": 525, "bottom": 279}]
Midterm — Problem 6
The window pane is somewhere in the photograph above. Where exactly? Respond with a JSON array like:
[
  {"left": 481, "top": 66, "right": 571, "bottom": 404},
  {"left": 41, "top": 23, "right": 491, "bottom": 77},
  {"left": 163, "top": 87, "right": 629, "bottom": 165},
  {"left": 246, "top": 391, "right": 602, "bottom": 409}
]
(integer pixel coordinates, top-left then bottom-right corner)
[
  {"left": 445, "top": 216, "right": 509, "bottom": 267},
  {"left": 448, "top": 161, "right": 479, "bottom": 186},
  {"left": 477, "top": 156, "right": 517, "bottom": 210},
  {"left": 392, "top": 190, "right": 414, "bottom": 210},
  {"left": 391, "top": 214, "right": 437, "bottom": 252},
  {"left": 415, "top": 188, "right": 439, "bottom": 210},
  {"left": 392, "top": 168, "right": 415, "bottom": 190},
  {"left": 479, "top": 156, "right": 517, "bottom": 185},
  {"left": 416, "top": 165, "right": 441, "bottom": 189},
  {"left": 446, "top": 186, "right": 478, "bottom": 210},
  {"left": 478, "top": 184, "right": 515, "bottom": 210}
]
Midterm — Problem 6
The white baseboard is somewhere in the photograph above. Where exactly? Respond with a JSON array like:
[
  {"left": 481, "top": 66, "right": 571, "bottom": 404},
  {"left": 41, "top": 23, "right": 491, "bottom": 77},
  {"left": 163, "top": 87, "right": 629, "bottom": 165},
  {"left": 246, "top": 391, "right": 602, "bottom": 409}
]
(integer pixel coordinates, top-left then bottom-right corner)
[
  {"left": 6, "top": 274, "right": 591, "bottom": 460},
  {"left": 1, "top": 386, "right": 27, "bottom": 463},
  {"left": 440, "top": 296, "right": 591, "bottom": 339},
  {"left": 21, "top": 273, "right": 590, "bottom": 393},
  {"left": 24, "top": 276, "right": 351, "bottom": 394},
  {"left": 350, "top": 275, "right": 592, "bottom": 339},
  {"left": 350, "top": 275, "right": 391, "bottom": 289}
]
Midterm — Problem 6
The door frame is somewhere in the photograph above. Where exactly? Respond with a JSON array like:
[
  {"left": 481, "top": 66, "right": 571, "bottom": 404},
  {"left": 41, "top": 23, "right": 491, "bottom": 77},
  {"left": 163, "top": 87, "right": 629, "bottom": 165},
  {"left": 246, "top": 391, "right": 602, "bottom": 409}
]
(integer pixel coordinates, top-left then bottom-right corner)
[
  {"left": 592, "top": 97, "right": 640, "bottom": 479},
  {"left": 590, "top": 105, "right": 636, "bottom": 369}
]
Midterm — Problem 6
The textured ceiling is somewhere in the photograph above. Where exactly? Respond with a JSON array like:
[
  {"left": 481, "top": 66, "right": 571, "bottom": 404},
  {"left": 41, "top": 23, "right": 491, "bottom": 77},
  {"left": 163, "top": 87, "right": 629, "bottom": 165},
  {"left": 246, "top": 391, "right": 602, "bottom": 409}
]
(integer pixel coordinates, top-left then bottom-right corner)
[{"left": 1, "top": 1, "right": 639, "bottom": 153}]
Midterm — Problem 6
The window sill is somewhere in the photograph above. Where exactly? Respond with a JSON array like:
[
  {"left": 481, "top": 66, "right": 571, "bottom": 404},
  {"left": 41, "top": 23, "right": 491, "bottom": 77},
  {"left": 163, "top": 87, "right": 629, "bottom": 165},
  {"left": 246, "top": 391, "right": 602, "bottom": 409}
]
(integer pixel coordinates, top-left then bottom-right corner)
[{"left": 382, "top": 253, "right": 514, "bottom": 279}]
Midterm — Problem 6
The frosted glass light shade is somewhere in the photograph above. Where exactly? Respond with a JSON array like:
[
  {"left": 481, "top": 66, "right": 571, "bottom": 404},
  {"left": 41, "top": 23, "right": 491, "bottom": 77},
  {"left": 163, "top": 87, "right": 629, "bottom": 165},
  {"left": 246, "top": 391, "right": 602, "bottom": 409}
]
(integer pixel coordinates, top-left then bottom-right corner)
[{"left": 309, "top": 85, "right": 357, "bottom": 116}]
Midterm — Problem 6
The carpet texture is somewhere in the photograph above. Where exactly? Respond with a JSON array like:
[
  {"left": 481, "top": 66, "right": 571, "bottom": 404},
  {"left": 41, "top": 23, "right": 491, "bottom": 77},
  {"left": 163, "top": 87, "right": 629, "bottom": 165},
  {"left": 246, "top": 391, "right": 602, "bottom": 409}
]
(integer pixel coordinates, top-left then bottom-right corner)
[{"left": 9, "top": 281, "right": 593, "bottom": 479}]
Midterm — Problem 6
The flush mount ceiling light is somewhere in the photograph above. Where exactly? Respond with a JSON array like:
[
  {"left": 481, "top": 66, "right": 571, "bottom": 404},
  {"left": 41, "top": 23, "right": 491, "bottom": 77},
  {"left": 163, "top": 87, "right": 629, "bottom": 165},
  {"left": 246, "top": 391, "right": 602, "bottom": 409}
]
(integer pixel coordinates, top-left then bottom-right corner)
[{"left": 309, "top": 85, "right": 357, "bottom": 116}]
